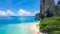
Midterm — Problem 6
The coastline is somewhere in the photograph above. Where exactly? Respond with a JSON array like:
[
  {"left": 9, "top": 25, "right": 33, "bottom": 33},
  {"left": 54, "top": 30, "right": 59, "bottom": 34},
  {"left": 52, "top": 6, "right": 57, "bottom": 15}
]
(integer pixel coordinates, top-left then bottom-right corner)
[
  {"left": 19, "top": 22, "right": 41, "bottom": 34},
  {"left": 5, "top": 21, "right": 41, "bottom": 34},
  {"left": 20, "top": 21, "right": 41, "bottom": 34},
  {"left": 29, "top": 22, "right": 40, "bottom": 34}
]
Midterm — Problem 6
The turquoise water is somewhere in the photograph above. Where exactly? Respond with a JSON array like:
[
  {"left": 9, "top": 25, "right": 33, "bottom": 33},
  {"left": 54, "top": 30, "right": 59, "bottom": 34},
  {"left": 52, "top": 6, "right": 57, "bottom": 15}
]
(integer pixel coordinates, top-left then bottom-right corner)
[{"left": 0, "top": 16, "right": 39, "bottom": 34}]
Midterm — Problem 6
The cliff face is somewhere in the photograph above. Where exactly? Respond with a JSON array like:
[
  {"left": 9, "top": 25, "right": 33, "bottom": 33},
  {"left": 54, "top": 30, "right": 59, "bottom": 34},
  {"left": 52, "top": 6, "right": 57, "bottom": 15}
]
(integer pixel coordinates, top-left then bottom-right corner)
[
  {"left": 40, "top": 0, "right": 55, "bottom": 16},
  {"left": 40, "top": 0, "right": 60, "bottom": 19},
  {"left": 40, "top": 0, "right": 55, "bottom": 19},
  {"left": 57, "top": 1, "right": 60, "bottom": 15},
  {"left": 35, "top": 0, "right": 60, "bottom": 20}
]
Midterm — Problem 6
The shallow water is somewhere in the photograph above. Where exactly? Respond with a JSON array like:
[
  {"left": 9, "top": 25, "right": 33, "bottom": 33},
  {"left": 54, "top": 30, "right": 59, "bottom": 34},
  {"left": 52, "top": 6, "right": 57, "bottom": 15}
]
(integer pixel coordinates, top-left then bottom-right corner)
[
  {"left": 0, "top": 23, "right": 38, "bottom": 34},
  {"left": 0, "top": 16, "right": 39, "bottom": 34}
]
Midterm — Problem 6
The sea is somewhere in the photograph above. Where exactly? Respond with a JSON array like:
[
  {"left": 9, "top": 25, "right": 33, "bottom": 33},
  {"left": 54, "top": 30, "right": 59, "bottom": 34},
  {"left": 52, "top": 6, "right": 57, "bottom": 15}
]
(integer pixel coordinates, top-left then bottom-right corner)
[{"left": 0, "top": 16, "right": 39, "bottom": 34}]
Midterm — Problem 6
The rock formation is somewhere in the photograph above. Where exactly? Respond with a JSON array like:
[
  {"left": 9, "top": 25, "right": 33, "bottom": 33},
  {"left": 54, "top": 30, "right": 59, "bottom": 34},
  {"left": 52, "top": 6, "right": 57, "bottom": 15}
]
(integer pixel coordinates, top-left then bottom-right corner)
[
  {"left": 38, "top": 0, "right": 55, "bottom": 19},
  {"left": 57, "top": 0, "right": 60, "bottom": 16},
  {"left": 40, "top": 0, "right": 55, "bottom": 16},
  {"left": 35, "top": 0, "right": 60, "bottom": 20}
]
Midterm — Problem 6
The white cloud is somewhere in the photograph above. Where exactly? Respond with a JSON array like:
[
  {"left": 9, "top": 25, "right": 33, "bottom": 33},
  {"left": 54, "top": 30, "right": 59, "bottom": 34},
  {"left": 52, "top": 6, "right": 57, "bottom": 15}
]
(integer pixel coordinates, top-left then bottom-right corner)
[
  {"left": 17, "top": 9, "right": 31, "bottom": 16},
  {"left": 17, "top": 9, "right": 40, "bottom": 16},
  {"left": 0, "top": 10, "right": 16, "bottom": 16},
  {"left": 6, "top": 10, "right": 16, "bottom": 16},
  {"left": 34, "top": 10, "right": 40, "bottom": 15},
  {"left": 0, "top": 9, "right": 40, "bottom": 16},
  {"left": 0, "top": 11, "right": 7, "bottom": 16}
]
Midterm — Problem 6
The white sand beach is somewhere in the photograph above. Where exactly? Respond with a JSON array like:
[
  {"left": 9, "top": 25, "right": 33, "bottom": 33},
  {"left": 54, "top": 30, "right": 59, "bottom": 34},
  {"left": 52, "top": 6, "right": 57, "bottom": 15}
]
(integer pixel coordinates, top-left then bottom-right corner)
[
  {"left": 6, "top": 22, "right": 42, "bottom": 34},
  {"left": 29, "top": 23, "right": 40, "bottom": 34}
]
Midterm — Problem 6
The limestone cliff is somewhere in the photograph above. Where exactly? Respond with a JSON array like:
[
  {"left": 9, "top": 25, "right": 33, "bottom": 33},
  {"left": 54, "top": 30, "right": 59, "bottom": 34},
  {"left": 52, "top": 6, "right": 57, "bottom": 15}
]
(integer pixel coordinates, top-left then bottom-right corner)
[
  {"left": 35, "top": 0, "right": 60, "bottom": 20},
  {"left": 40, "top": 0, "right": 55, "bottom": 15},
  {"left": 57, "top": 0, "right": 60, "bottom": 15}
]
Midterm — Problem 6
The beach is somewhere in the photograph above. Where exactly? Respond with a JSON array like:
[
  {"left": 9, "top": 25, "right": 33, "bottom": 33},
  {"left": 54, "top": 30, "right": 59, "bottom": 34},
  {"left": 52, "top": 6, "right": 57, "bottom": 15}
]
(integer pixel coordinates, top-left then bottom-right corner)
[
  {"left": 0, "top": 22, "right": 41, "bottom": 34},
  {"left": 5, "top": 22, "right": 40, "bottom": 34},
  {"left": 29, "top": 23, "right": 40, "bottom": 34},
  {"left": 20, "top": 22, "right": 41, "bottom": 34},
  {"left": 0, "top": 16, "right": 41, "bottom": 34}
]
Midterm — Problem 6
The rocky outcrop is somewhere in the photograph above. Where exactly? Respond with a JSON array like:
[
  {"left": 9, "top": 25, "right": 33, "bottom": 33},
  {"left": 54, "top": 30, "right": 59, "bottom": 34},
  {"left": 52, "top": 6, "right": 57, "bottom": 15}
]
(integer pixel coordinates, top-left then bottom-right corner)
[
  {"left": 40, "top": 0, "right": 55, "bottom": 15},
  {"left": 40, "top": 0, "right": 55, "bottom": 19},
  {"left": 35, "top": 0, "right": 60, "bottom": 20},
  {"left": 57, "top": 0, "right": 60, "bottom": 16}
]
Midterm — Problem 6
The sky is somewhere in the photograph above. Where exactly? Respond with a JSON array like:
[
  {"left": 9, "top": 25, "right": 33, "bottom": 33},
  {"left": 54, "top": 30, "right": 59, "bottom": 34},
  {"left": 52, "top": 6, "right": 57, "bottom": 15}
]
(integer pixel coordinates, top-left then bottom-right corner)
[
  {"left": 54, "top": 0, "right": 59, "bottom": 4},
  {"left": 0, "top": 0, "right": 40, "bottom": 16},
  {"left": 0, "top": 0, "right": 59, "bottom": 16}
]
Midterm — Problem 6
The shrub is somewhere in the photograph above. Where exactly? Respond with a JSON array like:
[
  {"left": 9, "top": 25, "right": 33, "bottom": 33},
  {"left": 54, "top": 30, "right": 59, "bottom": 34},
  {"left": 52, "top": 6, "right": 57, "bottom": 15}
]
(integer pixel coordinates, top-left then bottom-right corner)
[
  {"left": 50, "top": 31, "right": 60, "bottom": 34},
  {"left": 39, "top": 16, "right": 60, "bottom": 34}
]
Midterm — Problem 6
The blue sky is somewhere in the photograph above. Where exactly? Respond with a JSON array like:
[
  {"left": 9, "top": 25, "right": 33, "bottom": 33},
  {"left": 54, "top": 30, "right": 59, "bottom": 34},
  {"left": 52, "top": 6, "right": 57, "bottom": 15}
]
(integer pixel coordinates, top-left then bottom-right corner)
[
  {"left": 0, "top": 0, "right": 40, "bottom": 12},
  {"left": 0, "top": 0, "right": 59, "bottom": 16},
  {"left": 0, "top": 0, "right": 40, "bottom": 16},
  {"left": 54, "top": 0, "right": 59, "bottom": 4}
]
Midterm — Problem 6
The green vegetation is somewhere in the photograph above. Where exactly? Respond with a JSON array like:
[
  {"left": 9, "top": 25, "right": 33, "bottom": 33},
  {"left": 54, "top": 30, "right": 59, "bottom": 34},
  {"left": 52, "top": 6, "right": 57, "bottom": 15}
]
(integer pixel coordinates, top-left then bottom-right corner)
[
  {"left": 50, "top": 31, "right": 60, "bottom": 34},
  {"left": 39, "top": 16, "right": 60, "bottom": 34},
  {"left": 35, "top": 13, "right": 41, "bottom": 20}
]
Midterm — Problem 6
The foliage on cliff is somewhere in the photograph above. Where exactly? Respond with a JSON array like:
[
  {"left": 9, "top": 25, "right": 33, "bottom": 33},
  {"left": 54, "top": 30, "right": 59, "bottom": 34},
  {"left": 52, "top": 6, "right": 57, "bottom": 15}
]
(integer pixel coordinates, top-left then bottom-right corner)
[
  {"left": 39, "top": 16, "right": 60, "bottom": 34},
  {"left": 35, "top": 13, "right": 41, "bottom": 20}
]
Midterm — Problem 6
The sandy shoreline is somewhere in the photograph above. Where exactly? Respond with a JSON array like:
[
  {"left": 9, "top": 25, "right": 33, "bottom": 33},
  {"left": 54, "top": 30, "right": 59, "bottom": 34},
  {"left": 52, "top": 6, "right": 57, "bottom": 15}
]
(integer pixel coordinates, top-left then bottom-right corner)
[
  {"left": 7, "top": 22, "right": 41, "bottom": 34},
  {"left": 20, "top": 22, "right": 41, "bottom": 34},
  {"left": 29, "top": 23, "right": 40, "bottom": 34}
]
